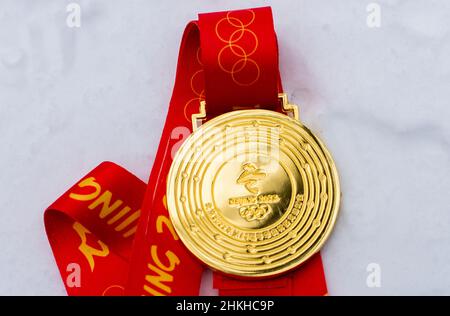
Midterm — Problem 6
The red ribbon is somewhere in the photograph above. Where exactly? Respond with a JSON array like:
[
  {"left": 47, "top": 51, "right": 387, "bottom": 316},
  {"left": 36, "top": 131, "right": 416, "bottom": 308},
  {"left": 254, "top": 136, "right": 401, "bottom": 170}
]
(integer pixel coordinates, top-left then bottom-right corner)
[
  {"left": 44, "top": 7, "right": 328, "bottom": 296},
  {"left": 198, "top": 8, "right": 279, "bottom": 113}
]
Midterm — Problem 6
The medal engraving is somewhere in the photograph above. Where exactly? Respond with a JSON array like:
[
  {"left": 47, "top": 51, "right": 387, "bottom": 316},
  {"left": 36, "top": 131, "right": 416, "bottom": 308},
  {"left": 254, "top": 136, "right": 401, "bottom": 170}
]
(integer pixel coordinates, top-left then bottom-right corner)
[
  {"left": 236, "top": 162, "right": 266, "bottom": 195},
  {"left": 167, "top": 97, "right": 340, "bottom": 277},
  {"left": 229, "top": 162, "right": 281, "bottom": 222}
]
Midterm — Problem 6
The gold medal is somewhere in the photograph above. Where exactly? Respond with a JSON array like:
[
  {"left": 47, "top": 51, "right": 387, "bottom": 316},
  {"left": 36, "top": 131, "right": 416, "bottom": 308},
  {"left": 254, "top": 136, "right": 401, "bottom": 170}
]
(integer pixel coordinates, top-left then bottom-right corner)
[{"left": 167, "top": 94, "right": 340, "bottom": 277}]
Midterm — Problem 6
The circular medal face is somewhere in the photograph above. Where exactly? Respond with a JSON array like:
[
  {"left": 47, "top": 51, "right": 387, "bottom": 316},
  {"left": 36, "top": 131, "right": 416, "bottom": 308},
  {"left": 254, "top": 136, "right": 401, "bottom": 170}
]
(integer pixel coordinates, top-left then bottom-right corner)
[{"left": 167, "top": 110, "right": 340, "bottom": 277}]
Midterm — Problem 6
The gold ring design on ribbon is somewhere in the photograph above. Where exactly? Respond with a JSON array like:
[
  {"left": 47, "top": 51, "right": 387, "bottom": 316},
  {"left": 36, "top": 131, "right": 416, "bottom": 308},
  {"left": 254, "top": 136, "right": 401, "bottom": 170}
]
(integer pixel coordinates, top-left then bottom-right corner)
[{"left": 215, "top": 10, "right": 260, "bottom": 86}]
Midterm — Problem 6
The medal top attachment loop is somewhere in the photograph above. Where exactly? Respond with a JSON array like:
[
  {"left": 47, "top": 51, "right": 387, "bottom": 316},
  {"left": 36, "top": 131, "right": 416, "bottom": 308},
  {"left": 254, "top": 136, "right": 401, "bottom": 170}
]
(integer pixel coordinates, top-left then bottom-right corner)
[{"left": 192, "top": 93, "right": 299, "bottom": 131}]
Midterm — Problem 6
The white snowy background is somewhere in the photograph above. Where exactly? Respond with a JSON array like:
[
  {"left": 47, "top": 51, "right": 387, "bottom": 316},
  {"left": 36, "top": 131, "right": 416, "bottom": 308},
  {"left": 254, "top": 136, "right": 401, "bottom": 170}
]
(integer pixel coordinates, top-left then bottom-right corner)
[{"left": 1, "top": 0, "right": 449, "bottom": 295}]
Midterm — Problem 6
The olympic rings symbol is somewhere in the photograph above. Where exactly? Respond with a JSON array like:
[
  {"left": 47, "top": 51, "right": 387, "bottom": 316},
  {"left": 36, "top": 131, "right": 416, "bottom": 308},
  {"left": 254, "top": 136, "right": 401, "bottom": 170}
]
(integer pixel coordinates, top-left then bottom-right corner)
[
  {"left": 215, "top": 10, "right": 260, "bottom": 86},
  {"left": 239, "top": 203, "right": 271, "bottom": 222}
]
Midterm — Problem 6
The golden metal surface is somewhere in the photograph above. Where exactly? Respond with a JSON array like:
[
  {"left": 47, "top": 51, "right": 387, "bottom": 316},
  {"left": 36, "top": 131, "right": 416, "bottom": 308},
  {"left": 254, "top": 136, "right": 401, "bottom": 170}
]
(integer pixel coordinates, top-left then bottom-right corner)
[
  {"left": 192, "top": 101, "right": 206, "bottom": 131},
  {"left": 167, "top": 96, "right": 340, "bottom": 277}
]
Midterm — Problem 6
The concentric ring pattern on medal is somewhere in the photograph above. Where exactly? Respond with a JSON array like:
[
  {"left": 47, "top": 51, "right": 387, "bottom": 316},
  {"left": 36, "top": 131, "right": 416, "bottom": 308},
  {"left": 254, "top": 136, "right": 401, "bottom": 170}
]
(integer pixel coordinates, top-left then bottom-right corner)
[{"left": 167, "top": 110, "right": 340, "bottom": 277}]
